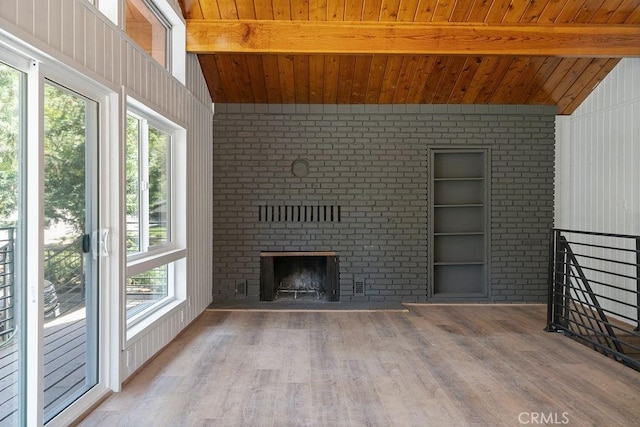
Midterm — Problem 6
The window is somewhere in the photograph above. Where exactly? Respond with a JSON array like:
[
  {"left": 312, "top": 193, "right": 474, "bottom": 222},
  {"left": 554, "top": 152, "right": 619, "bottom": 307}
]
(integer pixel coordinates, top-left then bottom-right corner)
[
  {"left": 125, "top": 103, "right": 185, "bottom": 323},
  {"left": 126, "top": 113, "right": 171, "bottom": 254},
  {"left": 96, "top": 0, "right": 186, "bottom": 83},
  {"left": 125, "top": 0, "right": 171, "bottom": 69}
]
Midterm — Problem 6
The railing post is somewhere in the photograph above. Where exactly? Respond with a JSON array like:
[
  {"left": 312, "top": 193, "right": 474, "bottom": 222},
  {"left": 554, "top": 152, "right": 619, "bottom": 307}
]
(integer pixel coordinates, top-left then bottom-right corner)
[
  {"left": 636, "top": 238, "right": 640, "bottom": 332},
  {"left": 8, "top": 228, "right": 14, "bottom": 335},
  {"left": 545, "top": 228, "right": 557, "bottom": 332},
  {"left": 555, "top": 233, "right": 568, "bottom": 328},
  {"left": 80, "top": 242, "right": 85, "bottom": 301},
  {"left": 8, "top": 227, "right": 14, "bottom": 276},
  {"left": 562, "top": 236, "right": 573, "bottom": 328}
]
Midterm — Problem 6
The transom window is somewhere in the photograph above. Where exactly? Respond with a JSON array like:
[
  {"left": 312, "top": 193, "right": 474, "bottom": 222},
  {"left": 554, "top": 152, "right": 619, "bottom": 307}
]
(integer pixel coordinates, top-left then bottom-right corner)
[{"left": 125, "top": 0, "right": 171, "bottom": 69}]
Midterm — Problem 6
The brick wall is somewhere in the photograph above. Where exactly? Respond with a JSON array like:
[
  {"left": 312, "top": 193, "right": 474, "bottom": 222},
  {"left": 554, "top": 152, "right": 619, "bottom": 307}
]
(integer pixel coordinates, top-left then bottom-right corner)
[{"left": 213, "top": 104, "right": 556, "bottom": 303}]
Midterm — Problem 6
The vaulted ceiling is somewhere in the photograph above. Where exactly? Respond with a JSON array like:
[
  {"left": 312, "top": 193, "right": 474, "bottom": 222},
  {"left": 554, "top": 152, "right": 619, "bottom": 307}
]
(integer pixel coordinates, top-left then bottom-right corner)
[{"left": 178, "top": 0, "right": 640, "bottom": 114}]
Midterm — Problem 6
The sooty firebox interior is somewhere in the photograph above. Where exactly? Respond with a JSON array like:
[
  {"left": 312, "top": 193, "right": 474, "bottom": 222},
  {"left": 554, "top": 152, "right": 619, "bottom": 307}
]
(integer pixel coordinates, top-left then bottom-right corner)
[{"left": 260, "top": 252, "right": 339, "bottom": 302}]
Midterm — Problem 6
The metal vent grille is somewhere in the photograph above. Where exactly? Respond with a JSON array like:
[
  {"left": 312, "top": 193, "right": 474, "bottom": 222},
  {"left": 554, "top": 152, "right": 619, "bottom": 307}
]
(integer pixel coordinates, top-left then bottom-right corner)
[
  {"left": 353, "top": 278, "right": 366, "bottom": 296},
  {"left": 259, "top": 205, "right": 341, "bottom": 222},
  {"left": 235, "top": 280, "right": 247, "bottom": 297}
]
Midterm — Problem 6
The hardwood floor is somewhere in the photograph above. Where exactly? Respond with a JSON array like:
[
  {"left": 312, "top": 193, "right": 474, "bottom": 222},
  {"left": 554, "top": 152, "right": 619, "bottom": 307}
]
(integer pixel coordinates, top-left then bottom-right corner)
[{"left": 79, "top": 305, "right": 640, "bottom": 426}]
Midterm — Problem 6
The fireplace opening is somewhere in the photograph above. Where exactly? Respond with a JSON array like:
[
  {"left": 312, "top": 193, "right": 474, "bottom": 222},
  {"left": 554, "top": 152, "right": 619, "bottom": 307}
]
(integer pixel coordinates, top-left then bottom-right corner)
[{"left": 260, "top": 252, "right": 339, "bottom": 302}]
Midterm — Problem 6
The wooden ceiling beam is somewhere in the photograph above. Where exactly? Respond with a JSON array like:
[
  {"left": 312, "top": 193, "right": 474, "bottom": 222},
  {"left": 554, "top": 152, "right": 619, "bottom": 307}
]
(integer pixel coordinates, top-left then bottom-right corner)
[{"left": 186, "top": 19, "right": 640, "bottom": 57}]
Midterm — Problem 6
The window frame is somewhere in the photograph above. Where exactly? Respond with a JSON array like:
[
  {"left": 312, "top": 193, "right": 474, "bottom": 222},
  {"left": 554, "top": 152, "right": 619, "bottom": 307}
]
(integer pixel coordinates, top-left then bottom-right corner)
[
  {"left": 0, "top": 47, "right": 29, "bottom": 427},
  {"left": 126, "top": 108, "right": 175, "bottom": 259},
  {"left": 0, "top": 39, "right": 121, "bottom": 426},
  {"left": 124, "top": 95, "right": 186, "bottom": 331},
  {"left": 96, "top": 0, "right": 186, "bottom": 84},
  {"left": 124, "top": 0, "right": 172, "bottom": 70}
]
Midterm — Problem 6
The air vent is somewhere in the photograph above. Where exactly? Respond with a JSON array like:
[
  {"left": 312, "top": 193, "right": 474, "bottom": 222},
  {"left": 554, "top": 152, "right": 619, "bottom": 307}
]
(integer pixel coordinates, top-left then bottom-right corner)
[
  {"left": 235, "top": 280, "right": 247, "bottom": 297},
  {"left": 259, "top": 205, "right": 341, "bottom": 222},
  {"left": 353, "top": 278, "right": 366, "bottom": 296}
]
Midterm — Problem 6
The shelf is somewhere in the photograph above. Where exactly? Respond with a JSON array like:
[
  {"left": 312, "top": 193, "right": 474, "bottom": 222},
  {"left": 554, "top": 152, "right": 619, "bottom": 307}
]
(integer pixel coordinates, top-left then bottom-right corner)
[
  {"left": 433, "top": 205, "right": 484, "bottom": 234},
  {"left": 434, "top": 262, "right": 485, "bottom": 266},
  {"left": 433, "top": 177, "right": 484, "bottom": 182},
  {"left": 432, "top": 151, "right": 487, "bottom": 296},
  {"left": 434, "top": 204, "right": 484, "bottom": 208},
  {"left": 434, "top": 233, "right": 484, "bottom": 238},
  {"left": 433, "top": 263, "right": 485, "bottom": 294},
  {"left": 433, "top": 234, "right": 484, "bottom": 264}
]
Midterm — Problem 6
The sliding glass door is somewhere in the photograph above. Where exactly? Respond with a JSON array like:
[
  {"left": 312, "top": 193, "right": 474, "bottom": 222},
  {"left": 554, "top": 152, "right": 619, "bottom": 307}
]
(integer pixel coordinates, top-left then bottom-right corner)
[
  {"left": 0, "top": 59, "right": 26, "bottom": 426},
  {"left": 43, "top": 81, "right": 99, "bottom": 421}
]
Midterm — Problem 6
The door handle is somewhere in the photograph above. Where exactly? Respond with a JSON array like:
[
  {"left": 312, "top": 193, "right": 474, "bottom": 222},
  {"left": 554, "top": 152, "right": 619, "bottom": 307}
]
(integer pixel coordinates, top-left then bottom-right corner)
[
  {"left": 82, "top": 234, "right": 91, "bottom": 253},
  {"left": 92, "top": 228, "right": 110, "bottom": 260}
]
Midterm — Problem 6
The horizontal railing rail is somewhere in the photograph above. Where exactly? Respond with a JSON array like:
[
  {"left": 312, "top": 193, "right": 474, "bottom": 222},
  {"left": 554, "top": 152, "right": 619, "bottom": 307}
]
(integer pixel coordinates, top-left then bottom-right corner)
[{"left": 546, "top": 229, "right": 640, "bottom": 371}]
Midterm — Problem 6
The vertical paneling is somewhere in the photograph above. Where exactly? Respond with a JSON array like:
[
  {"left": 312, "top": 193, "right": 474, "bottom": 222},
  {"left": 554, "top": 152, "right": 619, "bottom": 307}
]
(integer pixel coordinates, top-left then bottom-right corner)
[
  {"left": 74, "top": 4, "right": 85, "bottom": 66},
  {"left": 2, "top": 0, "right": 214, "bottom": 383},
  {"left": 16, "top": 0, "right": 35, "bottom": 34},
  {"left": 94, "top": 19, "right": 105, "bottom": 75},
  {"left": 187, "top": 55, "right": 205, "bottom": 99},
  {"left": 48, "top": 0, "right": 63, "bottom": 52},
  {"left": 34, "top": 0, "right": 48, "bottom": 42},
  {"left": 85, "top": 8, "right": 96, "bottom": 71},
  {"left": 61, "top": 0, "right": 75, "bottom": 58},
  {"left": 558, "top": 58, "right": 640, "bottom": 322},
  {"left": 0, "top": 0, "right": 18, "bottom": 24},
  {"left": 568, "top": 58, "right": 640, "bottom": 235},
  {"left": 187, "top": 95, "right": 213, "bottom": 319}
]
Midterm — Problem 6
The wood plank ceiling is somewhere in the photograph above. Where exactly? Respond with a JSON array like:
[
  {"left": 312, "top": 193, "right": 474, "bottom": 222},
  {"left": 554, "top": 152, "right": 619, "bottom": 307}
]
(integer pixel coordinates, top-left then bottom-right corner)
[{"left": 178, "top": 0, "right": 640, "bottom": 114}]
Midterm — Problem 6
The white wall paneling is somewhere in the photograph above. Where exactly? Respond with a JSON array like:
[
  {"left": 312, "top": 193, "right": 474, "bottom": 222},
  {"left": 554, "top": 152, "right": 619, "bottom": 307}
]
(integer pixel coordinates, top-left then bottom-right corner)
[
  {"left": 0, "top": 0, "right": 214, "bottom": 414},
  {"left": 566, "top": 59, "right": 640, "bottom": 237},
  {"left": 556, "top": 58, "right": 640, "bottom": 325}
]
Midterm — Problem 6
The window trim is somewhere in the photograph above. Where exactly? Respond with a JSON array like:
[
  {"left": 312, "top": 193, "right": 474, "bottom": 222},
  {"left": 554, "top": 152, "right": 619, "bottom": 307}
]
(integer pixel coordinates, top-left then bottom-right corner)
[
  {"left": 0, "top": 49, "right": 29, "bottom": 427},
  {"left": 126, "top": 109, "right": 176, "bottom": 258},
  {"left": 0, "top": 38, "right": 120, "bottom": 426},
  {"left": 143, "top": 0, "right": 186, "bottom": 83},
  {"left": 123, "top": 94, "right": 186, "bottom": 332},
  {"left": 127, "top": 0, "right": 172, "bottom": 70},
  {"left": 99, "top": 0, "right": 186, "bottom": 83}
]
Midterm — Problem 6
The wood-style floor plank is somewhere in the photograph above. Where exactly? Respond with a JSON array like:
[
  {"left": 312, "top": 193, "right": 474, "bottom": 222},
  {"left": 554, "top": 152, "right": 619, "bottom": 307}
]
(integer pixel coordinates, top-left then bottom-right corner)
[{"left": 79, "top": 305, "right": 640, "bottom": 426}]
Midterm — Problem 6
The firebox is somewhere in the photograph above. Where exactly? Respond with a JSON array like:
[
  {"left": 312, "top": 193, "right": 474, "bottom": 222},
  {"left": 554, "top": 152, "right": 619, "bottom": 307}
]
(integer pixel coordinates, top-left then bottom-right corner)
[{"left": 260, "top": 252, "right": 339, "bottom": 302}]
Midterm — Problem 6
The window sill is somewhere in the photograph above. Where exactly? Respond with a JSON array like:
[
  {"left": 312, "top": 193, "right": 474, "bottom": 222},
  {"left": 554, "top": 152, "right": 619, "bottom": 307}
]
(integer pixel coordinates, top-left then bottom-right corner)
[{"left": 126, "top": 297, "right": 185, "bottom": 344}]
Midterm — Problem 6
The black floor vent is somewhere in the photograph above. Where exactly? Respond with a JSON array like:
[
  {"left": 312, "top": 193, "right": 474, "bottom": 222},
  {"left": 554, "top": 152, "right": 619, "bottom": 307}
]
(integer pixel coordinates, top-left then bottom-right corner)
[
  {"left": 259, "top": 205, "right": 341, "bottom": 222},
  {"left": 353, "top": 278, "right": 366, "bottom": 296}
]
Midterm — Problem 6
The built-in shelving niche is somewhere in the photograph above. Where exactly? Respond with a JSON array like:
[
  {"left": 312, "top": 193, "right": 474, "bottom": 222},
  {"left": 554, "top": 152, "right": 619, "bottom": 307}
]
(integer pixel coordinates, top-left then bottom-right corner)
[{"left": 430, "top": 150, "right": 489, "bottom": 298}]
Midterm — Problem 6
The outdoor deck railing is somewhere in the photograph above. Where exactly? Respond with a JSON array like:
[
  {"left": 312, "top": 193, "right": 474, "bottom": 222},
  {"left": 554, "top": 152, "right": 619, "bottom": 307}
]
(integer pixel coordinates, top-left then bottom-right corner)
[
  {"left": 44, "top": 236, "right": 85, "bottom": 311},
  {"left": 0, "top": 228, "right": 16, "bottom": 345},
  {"left": 546, "top": 228, "right": 640, "bottom": 371}
]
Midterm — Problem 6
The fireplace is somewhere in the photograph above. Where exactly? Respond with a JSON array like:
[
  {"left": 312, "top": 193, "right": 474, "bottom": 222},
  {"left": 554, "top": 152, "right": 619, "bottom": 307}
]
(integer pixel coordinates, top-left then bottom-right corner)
[{"left": 260, "top": 252, "right": 339, "bottom": 302}]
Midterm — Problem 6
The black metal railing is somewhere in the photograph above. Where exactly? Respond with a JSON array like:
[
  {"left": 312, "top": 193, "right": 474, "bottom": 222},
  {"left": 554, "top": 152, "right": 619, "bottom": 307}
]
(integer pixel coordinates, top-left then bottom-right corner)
[
  {"left": 1, "top": 228, "right": 87, "bottom": 347},
  {"left": 126, "top": 266, "right": 169, "bottom": 319},
  {"left": 44, "top": 236, "right": 85, "bottom": 312},
  {"left": 546, "top": 229, "right": 640, "bottom": 371},
  {"left": 1, "top": 227, "right": 16, "bottom": 345}
]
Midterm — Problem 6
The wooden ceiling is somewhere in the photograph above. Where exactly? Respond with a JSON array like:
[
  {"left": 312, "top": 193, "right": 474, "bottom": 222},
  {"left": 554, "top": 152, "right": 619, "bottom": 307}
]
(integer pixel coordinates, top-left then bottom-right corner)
[{"left": 179, "top": 0, "right": 640, "bottom": 114}]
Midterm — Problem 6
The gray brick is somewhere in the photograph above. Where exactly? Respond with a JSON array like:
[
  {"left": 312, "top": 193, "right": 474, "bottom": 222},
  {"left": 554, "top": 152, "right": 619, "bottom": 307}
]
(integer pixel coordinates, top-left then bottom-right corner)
[{"left": 213, "top": 104, "right": 554, "bottom": 303}]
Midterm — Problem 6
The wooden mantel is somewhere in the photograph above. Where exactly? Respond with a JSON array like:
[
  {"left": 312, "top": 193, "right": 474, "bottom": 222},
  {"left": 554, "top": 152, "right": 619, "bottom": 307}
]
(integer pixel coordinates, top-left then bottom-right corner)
[{"left": 260, "top": 251, "right": 337, "bottom": 257}]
